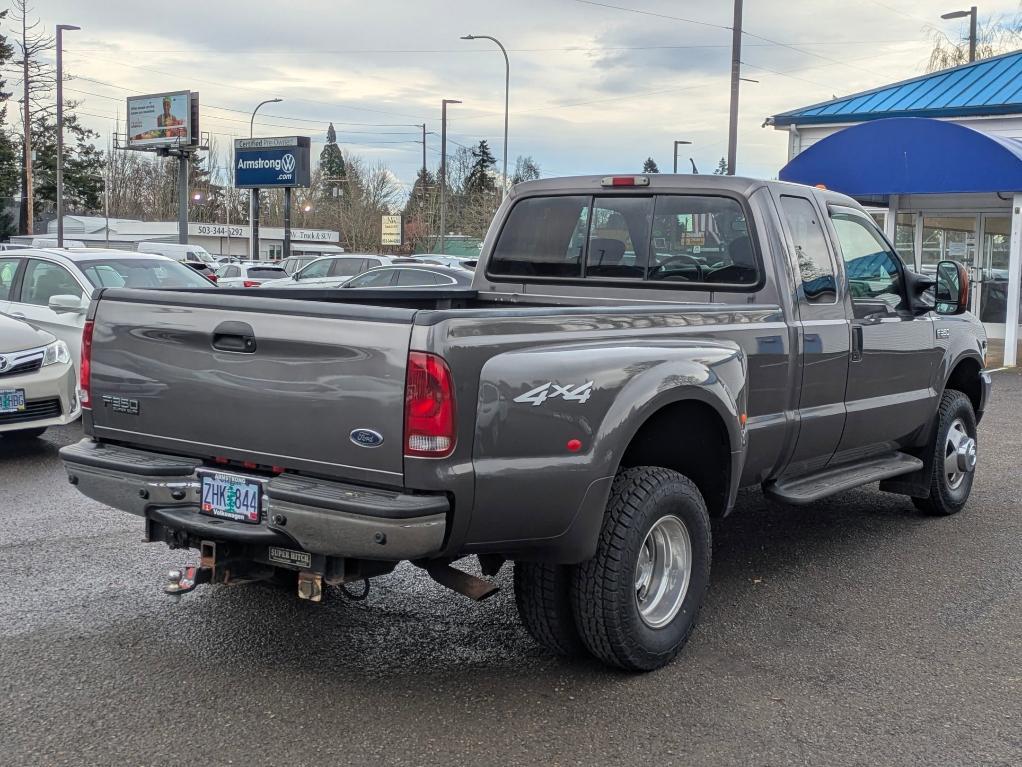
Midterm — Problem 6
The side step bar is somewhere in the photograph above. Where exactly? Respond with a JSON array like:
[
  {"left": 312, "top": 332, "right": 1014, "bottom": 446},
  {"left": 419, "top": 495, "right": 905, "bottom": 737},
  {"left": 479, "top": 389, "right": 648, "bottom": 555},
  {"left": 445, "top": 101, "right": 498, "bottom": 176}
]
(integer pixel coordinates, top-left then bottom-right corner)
[{"left": 764, "top": 452, "right": 924, "bottom": 506}]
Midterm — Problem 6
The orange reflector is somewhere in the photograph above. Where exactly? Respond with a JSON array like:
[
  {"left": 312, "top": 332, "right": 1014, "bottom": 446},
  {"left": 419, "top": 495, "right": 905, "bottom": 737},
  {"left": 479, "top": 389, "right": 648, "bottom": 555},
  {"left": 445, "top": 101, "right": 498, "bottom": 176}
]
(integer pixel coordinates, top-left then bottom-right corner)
[
  {"left": 814, "top": 183, "right": 827, "bottom": 189},
  {"left": 739, "top": 413, "right": 748, "bottom": 427},
  {"left": 242, "top": 461, "right": 257, "bottom": 470}
]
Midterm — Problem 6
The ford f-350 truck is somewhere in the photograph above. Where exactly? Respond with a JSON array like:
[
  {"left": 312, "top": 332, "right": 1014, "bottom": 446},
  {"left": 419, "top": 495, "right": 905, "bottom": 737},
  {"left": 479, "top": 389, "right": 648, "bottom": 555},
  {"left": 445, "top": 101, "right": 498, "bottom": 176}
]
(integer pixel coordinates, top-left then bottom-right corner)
[{"left": 61, "top": 175, "right": 990, "bottom": 671}]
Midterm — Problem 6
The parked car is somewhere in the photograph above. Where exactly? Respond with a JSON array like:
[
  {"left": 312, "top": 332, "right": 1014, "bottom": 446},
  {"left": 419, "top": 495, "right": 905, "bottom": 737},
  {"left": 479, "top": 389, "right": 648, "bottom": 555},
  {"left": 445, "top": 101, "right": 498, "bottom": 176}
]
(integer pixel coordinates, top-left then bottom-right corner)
[
  {"left": 260, "top": 254, "right": 414, "bottom": 288},
  {"left": 137, "top": 242, "right": 218, "bottom": 266},
  {"left": 0, "top": 313, "right": 80, "bottom": 439},
  {"left": 412, "top": 254, "right": 477, "bottom": 270},
  {"left": 182, "top": 261, "right": 220, "bottom": 284},
  {"left": 0, "top": 248, "right": 214, "bottom": 373},
  {"left": 217, "top": 262, "right": 287, "bottom": 288},
  {"left": 60, "top": 175, "right": 990, "bottom": 672},
  {"left": 341, "top": 264, "right": 473, "bottom": 289},
  {"left": 278, "top": 254, "right": 321, "bottom": 275}
]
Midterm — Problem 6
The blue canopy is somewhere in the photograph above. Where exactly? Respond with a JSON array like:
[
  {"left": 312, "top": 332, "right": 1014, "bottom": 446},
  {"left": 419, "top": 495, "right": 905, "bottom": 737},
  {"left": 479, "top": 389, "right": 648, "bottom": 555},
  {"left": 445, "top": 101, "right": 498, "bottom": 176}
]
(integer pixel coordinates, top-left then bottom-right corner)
[{"left": 779, "top": 117, "right": 1022, "bottom": 196}]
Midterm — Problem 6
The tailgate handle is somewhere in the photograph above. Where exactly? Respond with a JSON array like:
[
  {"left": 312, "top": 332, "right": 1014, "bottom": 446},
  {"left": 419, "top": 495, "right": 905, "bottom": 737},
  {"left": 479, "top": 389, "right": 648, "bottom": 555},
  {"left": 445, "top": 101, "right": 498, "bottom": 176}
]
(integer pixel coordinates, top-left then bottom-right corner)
[{"left": 212, "top": 321, "right": 257, "bottom": 353}]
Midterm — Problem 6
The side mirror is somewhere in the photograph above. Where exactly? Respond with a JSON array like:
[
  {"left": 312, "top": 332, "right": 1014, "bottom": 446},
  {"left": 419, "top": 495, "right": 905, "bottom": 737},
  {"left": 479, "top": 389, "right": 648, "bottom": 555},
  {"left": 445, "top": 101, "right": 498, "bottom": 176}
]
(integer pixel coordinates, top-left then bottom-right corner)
[
  {"left": 935, "top": 260, "right": 970, "bottom": 316},
  {"left": 48, "top": 294, "right": 86, "bottom": 314}
]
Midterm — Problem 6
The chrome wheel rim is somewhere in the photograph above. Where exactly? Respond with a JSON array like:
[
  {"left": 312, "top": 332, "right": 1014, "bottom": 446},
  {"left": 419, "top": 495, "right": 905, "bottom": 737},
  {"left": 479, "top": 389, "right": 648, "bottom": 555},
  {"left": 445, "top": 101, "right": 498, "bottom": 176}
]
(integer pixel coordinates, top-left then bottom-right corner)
[
  {"left": 944, "top": 418, "right": 975, "bottom": 491},
  {"left": 634, "top": 515, "right": 692, "bottom": 629}
]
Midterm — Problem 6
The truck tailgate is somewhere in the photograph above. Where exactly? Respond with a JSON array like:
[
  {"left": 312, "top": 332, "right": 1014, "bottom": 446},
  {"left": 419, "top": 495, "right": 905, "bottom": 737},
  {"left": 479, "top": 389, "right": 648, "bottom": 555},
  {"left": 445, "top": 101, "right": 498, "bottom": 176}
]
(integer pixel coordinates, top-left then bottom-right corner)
[{"left": 88, "top": 289, "right": 414, "bottom": 485}]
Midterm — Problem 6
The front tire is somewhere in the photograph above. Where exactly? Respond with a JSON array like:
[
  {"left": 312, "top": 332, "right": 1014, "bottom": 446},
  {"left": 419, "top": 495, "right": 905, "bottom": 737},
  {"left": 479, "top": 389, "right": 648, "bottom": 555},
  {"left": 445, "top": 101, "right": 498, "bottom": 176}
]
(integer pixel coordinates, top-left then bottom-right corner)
[
  {"left": 572, "top": 466, "right": 712, "bottom": 672},
  {"left": 912, "top": 390, "right": 978, "bottom": 516}
]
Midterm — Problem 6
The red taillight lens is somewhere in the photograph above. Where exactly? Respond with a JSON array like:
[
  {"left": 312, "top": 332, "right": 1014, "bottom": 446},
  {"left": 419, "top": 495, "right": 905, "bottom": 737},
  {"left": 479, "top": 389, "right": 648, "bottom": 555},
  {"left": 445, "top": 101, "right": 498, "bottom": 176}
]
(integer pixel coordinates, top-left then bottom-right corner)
[
  {"left": 242, "top": 280, "right": 259, "bottom": 288},
  {"left": 80, "top": 319, "right": 94, "bottom": 407},
  {"left": 207, "top": 274, "right": 218, "bottom": 283},
  {"left": 404, "top": 351, "right": 456, "bottom": 458}
]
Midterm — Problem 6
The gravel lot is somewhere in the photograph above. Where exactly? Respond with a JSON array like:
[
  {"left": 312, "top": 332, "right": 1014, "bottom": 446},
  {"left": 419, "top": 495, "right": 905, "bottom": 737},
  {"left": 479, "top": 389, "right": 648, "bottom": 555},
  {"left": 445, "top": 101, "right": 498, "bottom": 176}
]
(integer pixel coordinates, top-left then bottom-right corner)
[{"left": 2, "top": 370, "right": 1019, "bottom": 766}]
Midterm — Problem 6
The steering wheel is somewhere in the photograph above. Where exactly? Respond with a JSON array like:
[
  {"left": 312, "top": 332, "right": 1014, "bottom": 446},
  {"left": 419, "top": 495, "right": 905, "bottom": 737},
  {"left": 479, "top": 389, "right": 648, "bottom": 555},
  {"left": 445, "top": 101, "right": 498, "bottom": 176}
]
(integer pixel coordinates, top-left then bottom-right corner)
[{"left": 648, "top": 254, "right": 703, "bottom": 280}]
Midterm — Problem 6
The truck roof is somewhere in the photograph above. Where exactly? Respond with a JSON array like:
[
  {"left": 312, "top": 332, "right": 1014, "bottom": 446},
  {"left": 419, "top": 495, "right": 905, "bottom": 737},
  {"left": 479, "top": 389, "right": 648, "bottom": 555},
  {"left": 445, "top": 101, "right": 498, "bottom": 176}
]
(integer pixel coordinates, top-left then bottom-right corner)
[{"left": 509, "top": 174, "right": 828, "bottom": 199}]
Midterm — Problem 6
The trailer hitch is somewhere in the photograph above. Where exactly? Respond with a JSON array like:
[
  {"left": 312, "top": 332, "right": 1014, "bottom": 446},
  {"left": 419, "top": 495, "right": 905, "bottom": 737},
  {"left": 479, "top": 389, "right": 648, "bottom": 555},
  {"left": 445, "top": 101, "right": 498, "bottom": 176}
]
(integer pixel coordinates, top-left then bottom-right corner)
[{"left": 164, "top": 565, "right": 211, "bottom": 595}]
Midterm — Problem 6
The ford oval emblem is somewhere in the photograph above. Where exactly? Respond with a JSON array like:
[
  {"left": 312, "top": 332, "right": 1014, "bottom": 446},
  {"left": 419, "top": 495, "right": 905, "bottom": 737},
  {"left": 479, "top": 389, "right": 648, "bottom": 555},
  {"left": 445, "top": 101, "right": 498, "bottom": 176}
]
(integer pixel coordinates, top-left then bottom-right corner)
[{"left": 350, "top": 428, "right": 384, "bottom": 448}]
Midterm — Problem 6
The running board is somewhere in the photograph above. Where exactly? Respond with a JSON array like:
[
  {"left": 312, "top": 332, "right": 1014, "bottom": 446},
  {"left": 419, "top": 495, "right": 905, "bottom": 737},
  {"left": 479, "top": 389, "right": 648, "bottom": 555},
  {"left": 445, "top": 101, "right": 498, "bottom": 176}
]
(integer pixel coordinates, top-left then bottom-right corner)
[{"left": 764, "top": 453, "right": 924, "bottom": 506}]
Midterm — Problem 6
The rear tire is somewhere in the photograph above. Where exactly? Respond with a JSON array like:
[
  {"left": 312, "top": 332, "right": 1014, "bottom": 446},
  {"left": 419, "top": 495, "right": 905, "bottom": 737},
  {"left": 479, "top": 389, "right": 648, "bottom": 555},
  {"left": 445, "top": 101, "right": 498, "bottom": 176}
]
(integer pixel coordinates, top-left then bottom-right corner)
[
  {"left": 572, "top": 466, "right": 711, "bottom": 672},
  {"left": 514, "top": 561, "right": 586, "bottom": 657},
  {"left": 912, "top": 390, "right": 977, "bottom": 516},
  {"left": 2, "top": 427, "right": 47, "bottom": 440}
]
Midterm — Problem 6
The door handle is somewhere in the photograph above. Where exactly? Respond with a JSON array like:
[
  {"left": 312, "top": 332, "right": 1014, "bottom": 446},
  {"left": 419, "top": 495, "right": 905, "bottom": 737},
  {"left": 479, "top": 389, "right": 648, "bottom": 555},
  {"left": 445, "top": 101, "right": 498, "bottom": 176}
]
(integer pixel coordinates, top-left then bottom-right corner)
[
  {"left": 851, "top": 325, "right": 863, "bottom": 362},
  {"left": 212, "top": 320, "right": 257, "bottom": 353}
]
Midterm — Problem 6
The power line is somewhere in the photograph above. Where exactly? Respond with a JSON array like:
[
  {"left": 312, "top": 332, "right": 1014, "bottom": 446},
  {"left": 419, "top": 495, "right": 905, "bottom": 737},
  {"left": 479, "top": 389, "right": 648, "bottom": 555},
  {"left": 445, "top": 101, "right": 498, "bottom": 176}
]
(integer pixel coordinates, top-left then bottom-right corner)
[{"left": 572, "top": 0, "right": 730, "bottom": 31}]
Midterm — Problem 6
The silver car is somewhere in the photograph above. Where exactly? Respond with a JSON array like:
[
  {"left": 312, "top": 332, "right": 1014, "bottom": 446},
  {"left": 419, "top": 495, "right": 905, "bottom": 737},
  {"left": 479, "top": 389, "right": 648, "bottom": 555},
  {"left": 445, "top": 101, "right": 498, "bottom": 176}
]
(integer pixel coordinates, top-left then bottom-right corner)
[
  {"left": 216, "top": 262, "right": 287, "bottom": 288},
  {"left": 0, "top": 313, "right": 80, "bottom": 438}
]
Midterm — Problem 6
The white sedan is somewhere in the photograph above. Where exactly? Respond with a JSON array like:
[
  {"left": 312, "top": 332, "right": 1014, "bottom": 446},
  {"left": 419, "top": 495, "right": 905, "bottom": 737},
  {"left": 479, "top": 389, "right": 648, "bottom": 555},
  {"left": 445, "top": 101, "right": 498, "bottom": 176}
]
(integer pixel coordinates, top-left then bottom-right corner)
[
  {"left": 0, "top": 248, "right": 214, "bottom": 373},
  {"left": 0, "top": 313, "right": 80, "bottom": 438}
]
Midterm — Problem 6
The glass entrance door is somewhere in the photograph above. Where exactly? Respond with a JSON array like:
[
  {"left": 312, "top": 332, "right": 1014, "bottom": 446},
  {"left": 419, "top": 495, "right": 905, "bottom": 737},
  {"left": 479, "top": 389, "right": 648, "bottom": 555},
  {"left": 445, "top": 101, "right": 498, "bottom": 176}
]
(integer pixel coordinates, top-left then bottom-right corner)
[{"left": 978, "top": 214, "right": 1012, "bottom": 336}]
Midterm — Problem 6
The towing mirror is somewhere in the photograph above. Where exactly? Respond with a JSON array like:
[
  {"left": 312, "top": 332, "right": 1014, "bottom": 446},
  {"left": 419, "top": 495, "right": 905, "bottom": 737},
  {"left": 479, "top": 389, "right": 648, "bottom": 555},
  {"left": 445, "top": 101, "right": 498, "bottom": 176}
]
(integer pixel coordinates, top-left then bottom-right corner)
[
  {"left": 48, "top": 294, "right": 87, "bottom": 314},
  {"left": 935, "top": 260, "right": 970, "bottom": 316}
]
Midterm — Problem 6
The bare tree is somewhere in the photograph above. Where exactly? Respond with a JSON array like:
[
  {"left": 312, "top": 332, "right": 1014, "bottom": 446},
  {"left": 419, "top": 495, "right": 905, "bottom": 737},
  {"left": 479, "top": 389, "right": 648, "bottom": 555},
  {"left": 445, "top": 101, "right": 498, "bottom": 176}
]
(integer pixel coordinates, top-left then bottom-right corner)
[
  {"left": 11, "top": 0, "right": 54, "bottom": 234},
  {"left": 927, "top": 8, "right": 1022, "bottom": 71}
]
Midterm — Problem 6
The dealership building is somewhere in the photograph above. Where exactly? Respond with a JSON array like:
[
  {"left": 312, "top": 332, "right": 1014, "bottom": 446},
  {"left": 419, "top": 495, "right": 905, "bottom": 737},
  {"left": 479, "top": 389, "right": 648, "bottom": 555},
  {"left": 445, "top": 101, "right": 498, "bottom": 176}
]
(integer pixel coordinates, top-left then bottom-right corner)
[
  {"left": 767, "top": 50, "right": 1022, "bottom": 365},
  {"left": 11, "top": 216, "right": 341, "bottom": 259}
]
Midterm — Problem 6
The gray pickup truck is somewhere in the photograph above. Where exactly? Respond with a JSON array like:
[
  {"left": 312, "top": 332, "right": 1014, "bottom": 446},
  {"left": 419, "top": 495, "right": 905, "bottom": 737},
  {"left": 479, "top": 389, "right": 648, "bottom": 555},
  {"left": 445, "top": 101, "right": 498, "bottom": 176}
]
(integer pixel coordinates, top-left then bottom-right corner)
[{"left": 61, "top": 175, "right": 990, "bottom": 671}]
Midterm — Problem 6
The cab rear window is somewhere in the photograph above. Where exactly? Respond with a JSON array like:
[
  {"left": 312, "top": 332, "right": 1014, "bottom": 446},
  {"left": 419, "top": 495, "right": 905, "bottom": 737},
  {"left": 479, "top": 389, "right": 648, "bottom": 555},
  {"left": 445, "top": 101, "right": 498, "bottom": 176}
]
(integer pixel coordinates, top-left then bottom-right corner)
[{"left": 489, "top": 194, "right": 758, "bottom": 287}]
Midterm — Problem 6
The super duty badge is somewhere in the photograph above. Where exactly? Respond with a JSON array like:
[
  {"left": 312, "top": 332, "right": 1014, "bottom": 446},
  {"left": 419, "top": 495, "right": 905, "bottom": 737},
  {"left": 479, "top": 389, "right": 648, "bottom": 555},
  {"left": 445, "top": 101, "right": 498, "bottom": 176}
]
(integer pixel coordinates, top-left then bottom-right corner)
[{"left": 101, "top": 395, "right": 140, "bottom": 415}]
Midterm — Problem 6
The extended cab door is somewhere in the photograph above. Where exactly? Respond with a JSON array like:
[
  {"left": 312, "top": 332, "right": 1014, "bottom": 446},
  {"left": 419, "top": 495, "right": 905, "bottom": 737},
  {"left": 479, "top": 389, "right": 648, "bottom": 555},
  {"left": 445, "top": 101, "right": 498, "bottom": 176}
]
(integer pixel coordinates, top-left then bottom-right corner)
[
  {"left": 775, "top": 193, "right": 850, "bottom": 476},
  {"left": 826, "top": 205, "right": 939, "bottom": 460}
]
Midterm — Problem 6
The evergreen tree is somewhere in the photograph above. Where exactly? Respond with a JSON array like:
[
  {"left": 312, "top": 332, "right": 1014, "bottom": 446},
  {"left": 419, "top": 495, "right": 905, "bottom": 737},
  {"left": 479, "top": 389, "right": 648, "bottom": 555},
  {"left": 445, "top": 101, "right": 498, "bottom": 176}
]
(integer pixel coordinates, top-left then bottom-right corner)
[
  {"left": 642, "top": 157, "right": 659, "bottom": 173},
  {"left": 319, "top": 122, "right": 346, "bottom": 181},
  {"left": 465, "top": 139, "right": 496, "bottom": 194},
  {"left": 31, "top": 110, "right": 104, "bottom": 215},
  {"left": 713, "top": 157, "right": 728, "bottom": 175}
]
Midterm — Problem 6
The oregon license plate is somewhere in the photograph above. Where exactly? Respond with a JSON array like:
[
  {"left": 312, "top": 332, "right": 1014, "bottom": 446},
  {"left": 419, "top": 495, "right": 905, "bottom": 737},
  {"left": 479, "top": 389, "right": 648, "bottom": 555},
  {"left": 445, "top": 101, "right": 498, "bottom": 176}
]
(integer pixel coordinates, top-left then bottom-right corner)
[
  {"left": 199, "top": 471, "right": 262, "bottom": 524},
  {"left": 0, "top": 389, "right": 26, "bottom": 414}
]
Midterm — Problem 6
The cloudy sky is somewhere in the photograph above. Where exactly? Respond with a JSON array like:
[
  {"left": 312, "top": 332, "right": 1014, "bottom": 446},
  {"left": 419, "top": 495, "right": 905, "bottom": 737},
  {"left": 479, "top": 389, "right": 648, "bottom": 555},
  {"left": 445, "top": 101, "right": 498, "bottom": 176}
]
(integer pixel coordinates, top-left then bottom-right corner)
[{"left": 24, "top": 0, "right": 1022, "bottom": 193}]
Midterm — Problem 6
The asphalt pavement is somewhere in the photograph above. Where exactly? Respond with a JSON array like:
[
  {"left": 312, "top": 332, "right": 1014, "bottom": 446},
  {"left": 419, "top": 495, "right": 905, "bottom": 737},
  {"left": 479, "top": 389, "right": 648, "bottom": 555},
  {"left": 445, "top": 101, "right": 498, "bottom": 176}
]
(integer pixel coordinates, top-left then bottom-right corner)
[{"left": 2, "top": 372, "right": 1020, "bottom": 766}]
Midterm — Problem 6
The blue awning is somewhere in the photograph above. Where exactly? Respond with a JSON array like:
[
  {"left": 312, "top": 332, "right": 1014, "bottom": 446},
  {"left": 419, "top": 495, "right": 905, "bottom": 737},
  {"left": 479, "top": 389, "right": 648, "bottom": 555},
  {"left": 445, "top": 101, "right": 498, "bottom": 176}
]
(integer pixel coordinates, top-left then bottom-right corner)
[{"left": 779, "top": 117, "right": 1022, "bottom": 196}]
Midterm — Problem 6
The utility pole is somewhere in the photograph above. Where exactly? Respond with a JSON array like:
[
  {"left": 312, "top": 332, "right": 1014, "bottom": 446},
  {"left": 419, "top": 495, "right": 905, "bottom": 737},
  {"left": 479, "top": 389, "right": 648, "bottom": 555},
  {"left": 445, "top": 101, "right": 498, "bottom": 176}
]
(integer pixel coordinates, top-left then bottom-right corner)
[
  {"left": 941, "top": 7, "right": 978, "bottom": 62},
  {"left": 421, "top": 123, "right": 427, "bottom": 183},
  {"left": 727, "top": 0, "right": 743, "bottom": 176},
  {"left": 440, "top": 99, "right": 461, "bottom": 255},
  {"left": 55, "top": 23, "right": 80, "bottom": 248}
]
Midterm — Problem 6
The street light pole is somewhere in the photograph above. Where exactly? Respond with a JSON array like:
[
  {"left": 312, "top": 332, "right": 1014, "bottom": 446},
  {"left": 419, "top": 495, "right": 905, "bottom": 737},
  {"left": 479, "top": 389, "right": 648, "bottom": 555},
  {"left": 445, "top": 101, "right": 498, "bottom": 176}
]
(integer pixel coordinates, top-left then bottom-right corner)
[
  {"left": 942, "top": 6, "right": 979, "bottom": 62},
  {"left": 673, "top": 140, "right": 692, "bottom": 173},
  {"left": 440, "top": 99, "right": 461, "bottom": 255},
  {"left": 248, "top": 97, "right": 282, "bottom": 260},
  {"left": 55, "top": 24, "right": 80, "bottom": 248},
  {"left": 461, "top": 35, "right": 509, "bottom": 198}
]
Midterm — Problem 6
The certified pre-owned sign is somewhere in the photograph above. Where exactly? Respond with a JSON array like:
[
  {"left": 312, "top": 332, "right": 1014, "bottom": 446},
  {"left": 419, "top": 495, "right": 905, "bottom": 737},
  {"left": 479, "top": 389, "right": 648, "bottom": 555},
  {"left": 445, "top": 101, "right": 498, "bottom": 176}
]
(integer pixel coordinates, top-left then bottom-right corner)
[{"left": 234, "top": 136, "right": 311, "bottom": 189}]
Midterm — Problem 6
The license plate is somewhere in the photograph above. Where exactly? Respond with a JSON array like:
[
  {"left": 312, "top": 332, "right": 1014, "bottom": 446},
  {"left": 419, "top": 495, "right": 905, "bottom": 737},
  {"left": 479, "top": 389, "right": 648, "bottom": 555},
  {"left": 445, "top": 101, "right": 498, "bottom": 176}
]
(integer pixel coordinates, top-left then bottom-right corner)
[
  {"left": 0, "top": 389, "right": 26, "bottom": 414},
  {"left": 199, "top": 471, "right": 262, "bottom": 524},
  {"left": 268, "top": 546, "right": 312, "bottom": 569}
]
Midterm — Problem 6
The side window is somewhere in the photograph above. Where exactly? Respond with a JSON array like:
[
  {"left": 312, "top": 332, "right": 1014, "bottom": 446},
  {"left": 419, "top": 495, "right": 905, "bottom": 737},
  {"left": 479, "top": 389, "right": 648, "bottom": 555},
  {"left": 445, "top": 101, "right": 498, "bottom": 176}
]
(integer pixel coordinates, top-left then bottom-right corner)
[
  {"left": 490, "top": 195, "right": 590, "bottom": 277},
  {"left": 648, "top": 195, "right": 756, "bottom": 284},
  {"left": 830, "top": 211, "right": 904, "bottom": 312},
  {"left": 330, "top": 258, "right": 365, "bottom": 277},
  {"left": 586, "top": 197, "right": 652, "bottom": 279},
  {"left": 350, "top": 269, "right": 395, "bottom": 288},
  {"left": 396, "top": 269, "right": 442, "bottom": 286},
  {"left": 0, "top": 257, "right": 21, "bottom": 301},
  {"left": 20, "top": 260, "right": 84, "bottom": 306},
  {"left": 223, "top": 266, "right": 239, "bottom": 278},
  {"left": 780, "top": 196, "right": 837, "bottom": 304},
  {"left": 298, "top": 259, "right": 331, "bottom": 279}
]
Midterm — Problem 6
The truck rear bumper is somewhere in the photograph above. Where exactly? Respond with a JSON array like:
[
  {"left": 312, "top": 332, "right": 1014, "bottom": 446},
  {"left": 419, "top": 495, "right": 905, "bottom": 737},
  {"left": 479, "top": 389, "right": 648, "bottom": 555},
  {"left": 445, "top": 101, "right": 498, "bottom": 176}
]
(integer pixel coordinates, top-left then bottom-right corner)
[{"left": 60, "top": 439, "right": 447, "bottom": 561}]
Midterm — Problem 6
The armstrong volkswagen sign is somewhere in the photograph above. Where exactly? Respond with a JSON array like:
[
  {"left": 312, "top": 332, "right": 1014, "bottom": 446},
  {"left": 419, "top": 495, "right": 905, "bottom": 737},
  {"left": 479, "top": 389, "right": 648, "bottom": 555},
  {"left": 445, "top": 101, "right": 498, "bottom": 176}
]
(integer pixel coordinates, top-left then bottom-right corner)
[{"left": 234, "top": 136, "right": 311, "bottom": 188}]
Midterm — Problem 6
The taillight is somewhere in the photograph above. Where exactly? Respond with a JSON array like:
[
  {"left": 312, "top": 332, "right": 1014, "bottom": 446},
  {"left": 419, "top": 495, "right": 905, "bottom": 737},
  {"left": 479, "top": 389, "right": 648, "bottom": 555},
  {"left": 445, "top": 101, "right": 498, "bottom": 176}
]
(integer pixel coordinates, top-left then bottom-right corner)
[
  {"left": 207, "top": 273, "right": 218, "bottom": 283},
  {"left": 80, "top": 319, "right": 94, "bottom": 407},
  {"left": 242, "top": 280, "right": 259, "bottom": 288},
  {"left": 404, "top": 351, "right": 456, "bottom": 458},
  {"left": 601, "top": 175, "right": 650, "bottom": 187}
]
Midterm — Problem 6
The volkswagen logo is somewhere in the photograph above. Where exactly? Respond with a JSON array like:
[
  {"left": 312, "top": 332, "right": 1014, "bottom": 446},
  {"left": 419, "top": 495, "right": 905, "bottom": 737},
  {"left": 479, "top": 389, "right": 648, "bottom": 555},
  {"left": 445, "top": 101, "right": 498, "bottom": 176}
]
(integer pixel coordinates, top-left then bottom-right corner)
[
  {"left": 281, "top": 153, "right": 296, "bottom": 174},
  {"left": 350, "top": 428, "right": 384, "bottom": 448},
  {"left": 0, "top": 355, "right": 8, "bottom": 373}
]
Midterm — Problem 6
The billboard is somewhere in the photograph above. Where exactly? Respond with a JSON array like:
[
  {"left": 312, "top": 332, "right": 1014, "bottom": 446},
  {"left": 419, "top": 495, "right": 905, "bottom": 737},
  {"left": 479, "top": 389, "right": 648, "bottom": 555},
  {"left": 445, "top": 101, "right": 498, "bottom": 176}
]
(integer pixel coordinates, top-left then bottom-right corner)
[
  {"left": 234, "top": 136, "right": 312, "bottom": 189},
  {"left": 381, "top": 215, "right": 402, "bottom": 246},
  {"left": 127, "top": 91, "right": 192, "bottom": 148}
]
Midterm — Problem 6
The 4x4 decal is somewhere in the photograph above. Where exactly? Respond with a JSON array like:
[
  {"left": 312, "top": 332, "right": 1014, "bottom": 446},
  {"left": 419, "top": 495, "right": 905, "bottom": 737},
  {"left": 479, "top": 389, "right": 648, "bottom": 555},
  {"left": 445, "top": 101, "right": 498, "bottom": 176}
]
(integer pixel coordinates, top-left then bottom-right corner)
[{"left": 514, "top": 381, "right": 594, "bottom": 406}]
